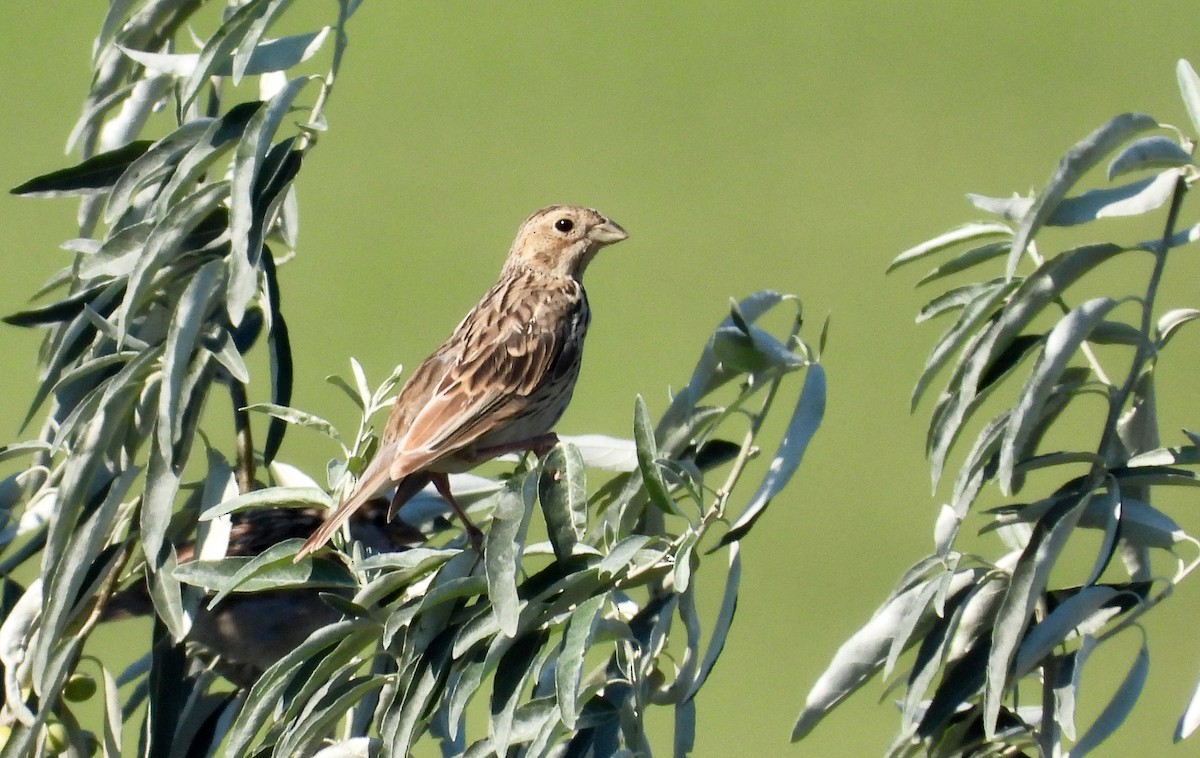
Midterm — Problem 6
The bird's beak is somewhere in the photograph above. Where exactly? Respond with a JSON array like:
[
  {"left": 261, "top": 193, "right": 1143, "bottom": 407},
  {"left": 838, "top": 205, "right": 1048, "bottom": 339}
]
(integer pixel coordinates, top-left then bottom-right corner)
[{"left": 589, "top": 217, "right": 629, "bottom": 245}]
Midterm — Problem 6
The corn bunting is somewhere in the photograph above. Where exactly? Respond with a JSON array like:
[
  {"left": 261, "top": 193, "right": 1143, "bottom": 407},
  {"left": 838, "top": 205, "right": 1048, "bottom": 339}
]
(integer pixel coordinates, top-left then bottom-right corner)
[{"left": 295, "top": 205, "right": 627, "bottom": 560}]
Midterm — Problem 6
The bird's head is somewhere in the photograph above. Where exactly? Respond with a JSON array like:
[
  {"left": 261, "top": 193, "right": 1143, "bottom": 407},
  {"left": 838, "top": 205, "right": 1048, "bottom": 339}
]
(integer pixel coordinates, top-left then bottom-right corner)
[{"left": 507, "top": 205, "right": 628, "bottom": 279}]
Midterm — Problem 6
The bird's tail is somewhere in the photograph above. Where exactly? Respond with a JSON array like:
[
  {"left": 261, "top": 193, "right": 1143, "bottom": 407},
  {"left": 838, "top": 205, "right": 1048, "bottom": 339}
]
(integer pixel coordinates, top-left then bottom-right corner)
[{"left": 294, "top": 493, "right": 366, "bottom": 562}]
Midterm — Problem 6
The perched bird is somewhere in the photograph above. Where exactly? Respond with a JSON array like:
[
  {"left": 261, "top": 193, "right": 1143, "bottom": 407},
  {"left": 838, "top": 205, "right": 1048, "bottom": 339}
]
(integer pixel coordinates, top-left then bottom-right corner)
[{"left": 295, "top": 205, "right": 628, "bottom": 560}]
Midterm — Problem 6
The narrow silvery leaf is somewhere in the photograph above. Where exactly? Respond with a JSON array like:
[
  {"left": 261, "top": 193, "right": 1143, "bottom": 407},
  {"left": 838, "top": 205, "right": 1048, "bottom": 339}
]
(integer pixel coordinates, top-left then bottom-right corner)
[
  {"left": 243, "top": 402, "right": 341, "bottom": 443},
  {"left": 659, "top": 291, "right": 792, "bottom": 436},
  {"left": 633, "top": 395, "right": 676, "bottom": 514},
  {"left": 967, "top": 192, "right": 1034, "bottom": 221},
  {"left": 916, "top": 241, "right": 1011, "bottom": 286},
  {"left": 926, "top": 242, "right": 1125, "bottom": 484},
  {"left": 232, "top": 0, "right": 300, "bottom": 82},
  {"left": 153, "top": 102, "right": 261, "bottom": 216},
  {"left": 792, "top": 569, "right": 981, "bottom": 740},
  {"left": 1013, "top": 585, "right": 1121, "bottom": 678},
  {"left": 280, "top": 675, "right": 388, "bottom": 756},
  {"left": 228, "top": 28, "right": 330, "bottom": 78},
  {"left": 225, "top": 619, "right": 371, "bottom": 756},
  {"left": 538, "top": 443, "right": 587, "bottom": 562},
  {"left": 228, "top": 76, "right": 310, "bottom": 325},
  {"left": 179, "top": 0, "right": 273, "bottom": 110},
  {"left": 685, "top": 543, "right": 741, "bottom": 701},
  {"left": 915, "top": 280, "right": 1005, "bottom": 323},
  {"left": 1176, "top": 668, "right": 1200, "bottom": 740},
  {"left": 106, "top": 121, "right": 215, "bottom": 223},
  {"left": 722, "top": 363, "right": 825, "bottom": 545},
  {"left": 555, "top": 595, "right": 606, "bottom": 728},
  {"left": 1046, "top": 170, "right": 1180, "bottom": 226},
  {"left": 199, "top": 485, "right": 332, "bottom": 520},
  {"left": 1070, "top": 638, "right": 1148, "bottom": 757},
  {"left": 889, "top": 222, "right": 1013, "bottom": 272},
  {"left": 1178, "top": 59, "right": 1200, "bottom": 135},
  {"left": 485, "top": 474, "right": 535, "bottom": 637},
  {"left": 1157, "top": 308, "right": 1200, "bottom": 346},
  {"left": 142, "top": 440, "right": 182, "bottom": 565},
  {"left": 158, "top": 260, "right": 222, "bottom": 461},
  {"left": 489, "top": 633, "right": 547, "bottom": 754},
  {"left": 912, "top": 280, "right": 1017, "bottom": 410},
  {"left": 1007, "top": 113, "right": 1158, "bottom": 278},
  {"left": 1000, "top": 297, "right": 1121, "bottom": 492},
  {"left": 262, "top": 249, "right": 293, "bottom": 463},
  {"left": 558, "top": 434, "right": 637, "bottom": 472},
  {"left": 1108, "top": 136, "right": 1194, "bottom": 179},
  {"left": 1082, "top": 485, "right": 1121, "bottom": 587},
  {"left": 983, "top": 493, "right": 1087, "bottom": 737},
  {"left": 598, "top": 535, "right": 651, "bottom": 577}
]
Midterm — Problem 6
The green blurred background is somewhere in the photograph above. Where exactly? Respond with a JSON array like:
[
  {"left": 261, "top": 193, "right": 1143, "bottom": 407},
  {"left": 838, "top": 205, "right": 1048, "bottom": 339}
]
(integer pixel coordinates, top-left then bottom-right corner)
[{"left": 4, "top": 2, "right": 1200, "bottom": 755}]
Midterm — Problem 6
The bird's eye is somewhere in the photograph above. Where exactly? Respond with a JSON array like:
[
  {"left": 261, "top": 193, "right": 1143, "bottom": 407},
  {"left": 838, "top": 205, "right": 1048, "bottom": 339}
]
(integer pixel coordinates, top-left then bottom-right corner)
[{"left": 554, "top": 218, "right": 574, "bottom": 233}]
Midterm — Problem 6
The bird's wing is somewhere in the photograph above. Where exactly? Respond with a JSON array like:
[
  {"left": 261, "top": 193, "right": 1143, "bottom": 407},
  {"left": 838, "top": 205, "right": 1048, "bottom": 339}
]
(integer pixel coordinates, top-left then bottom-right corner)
[{"left": 385, "top": 287, "right": 574, "bottom": 479}]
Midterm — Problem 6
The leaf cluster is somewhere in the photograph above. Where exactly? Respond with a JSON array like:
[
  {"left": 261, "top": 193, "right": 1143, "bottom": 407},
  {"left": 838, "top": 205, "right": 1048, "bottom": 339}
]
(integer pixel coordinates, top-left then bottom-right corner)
[
  {"left": 0, "top": 3, "right": 825, "bottom": 757},
  {"left": 796, "top": 61, "right": 1200, "bottom": 756}
]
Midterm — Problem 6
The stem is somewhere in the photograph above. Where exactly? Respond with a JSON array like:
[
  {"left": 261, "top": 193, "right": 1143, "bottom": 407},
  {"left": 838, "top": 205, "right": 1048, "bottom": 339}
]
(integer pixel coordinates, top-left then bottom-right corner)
[
  {"left": 1039, "top": 652, "right": 1060, "bottom": 758},
  {"left": 1095, "top": 175, "right": 1186, "bottom": 463},
  {"left": 296, "top": 0, "right": 352, "bottom": 153}
]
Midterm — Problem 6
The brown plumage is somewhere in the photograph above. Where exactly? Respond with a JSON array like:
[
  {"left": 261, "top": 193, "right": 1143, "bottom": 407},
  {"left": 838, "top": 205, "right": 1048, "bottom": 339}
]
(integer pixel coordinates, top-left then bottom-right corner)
[{"left": 295, "top": 205, "right": 628, "bottom": 560}]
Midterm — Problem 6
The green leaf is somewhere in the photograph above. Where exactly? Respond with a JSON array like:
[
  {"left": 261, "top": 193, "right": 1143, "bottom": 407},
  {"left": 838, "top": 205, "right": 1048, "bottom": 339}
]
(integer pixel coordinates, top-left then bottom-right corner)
[
  {"left": 1007, "top": 113, "right": 1158, "bottom": 277},
  {"left": 538, "top": 443, "right": 587, "bottom": 562},
  {"left": 243, "top": 402, "right": 341, "bottom": 443},
  {"left": 173, "top": 552, "right": 352, "bottom": 595},
  {"left": 556, "top": 595, "right": 606, "bottom": 728},
  {"left": 10, "top": 140, "right": 152, "bottom": 197},
  {"left": 200, "top": 485, "right": 333, "bottom": 520},
  {"left": 485, "top": 473, "right": 535, "bottom": 637},
  {"left": 633, "top": 395, "right": 676, "bottom": 514},
  {"left": 722, "top": 363, "right": 825, "bottom": 545},
  {"left": 158, "top": 260, "right": 223, "bottom": 462}
]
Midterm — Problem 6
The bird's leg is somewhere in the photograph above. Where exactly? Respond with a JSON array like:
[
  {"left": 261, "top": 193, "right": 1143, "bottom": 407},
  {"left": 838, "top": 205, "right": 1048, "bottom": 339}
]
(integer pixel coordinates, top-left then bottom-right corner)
[
  {"left": 430, "top": 472, "right": 484, "bottom": 550},
  {"left": 461, "top": 433, "right": 560, "bottom": 463}
]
